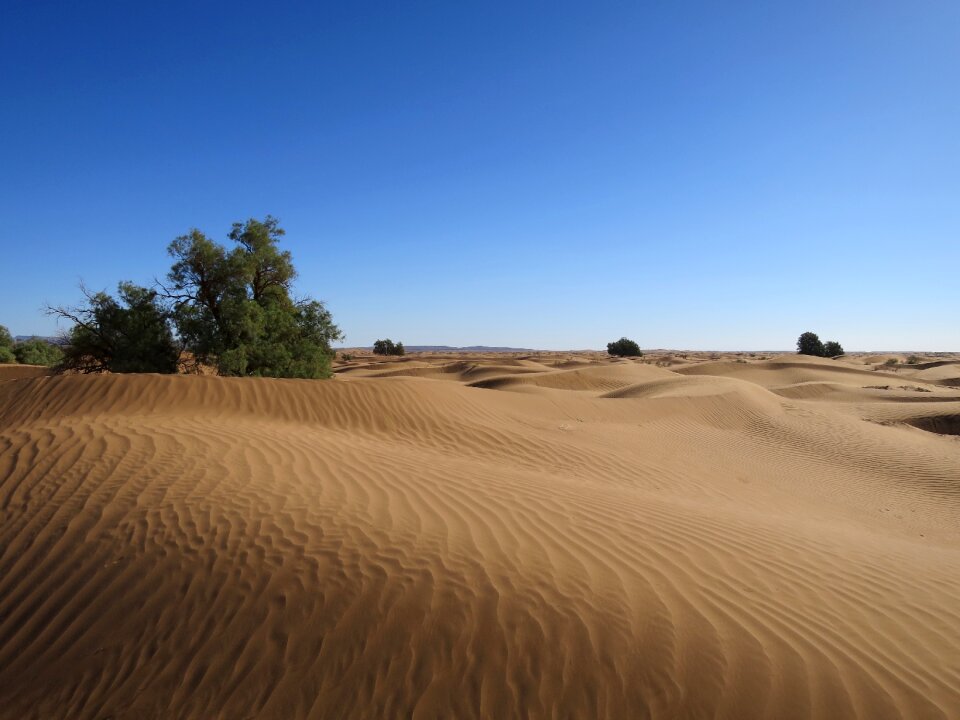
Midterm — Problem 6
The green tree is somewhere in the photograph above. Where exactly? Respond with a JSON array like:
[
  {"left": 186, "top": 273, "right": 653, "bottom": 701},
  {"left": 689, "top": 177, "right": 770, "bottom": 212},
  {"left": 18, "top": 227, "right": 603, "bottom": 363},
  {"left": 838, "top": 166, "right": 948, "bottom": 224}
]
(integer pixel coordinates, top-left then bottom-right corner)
[
  {"left": 164, "top": 216, "right": 342, "bottom": 378},
  {"left": 797, "top": 331, "right": 826, "bottom": 357},
  {"left": 49, "top": 283, "right": 180, "bottom": 373},
  {"left": 373, "top": 338, "right": 404, "bottom": 356},
  {"left": 13, "top": 339, "right": 63, "bottom": 366},
  {"left": 823, "top": 340, "right": 844, "bottom": 357},
  {"left": 607, "top": 337, "right": 643, "bottom": 357},
  {"left": 0, "top": 325, "right": 14, "bottom": 363}
]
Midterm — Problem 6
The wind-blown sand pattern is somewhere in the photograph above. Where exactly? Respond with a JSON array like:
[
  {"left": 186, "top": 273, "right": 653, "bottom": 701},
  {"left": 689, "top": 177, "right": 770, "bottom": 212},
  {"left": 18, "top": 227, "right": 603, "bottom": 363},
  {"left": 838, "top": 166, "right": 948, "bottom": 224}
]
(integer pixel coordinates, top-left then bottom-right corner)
[{"left": 1, "top": 353, "right": 959, "bottom": 719}]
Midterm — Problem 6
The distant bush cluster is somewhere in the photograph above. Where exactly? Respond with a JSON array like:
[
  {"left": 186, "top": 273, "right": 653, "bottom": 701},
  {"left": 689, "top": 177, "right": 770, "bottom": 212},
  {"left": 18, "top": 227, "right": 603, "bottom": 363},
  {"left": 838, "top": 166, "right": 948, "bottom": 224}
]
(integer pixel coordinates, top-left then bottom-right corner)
[
  {"left": 373, "top": 338, "right": 405, "bottom": 356},
  {"left": 796, "top": 332, "right": 844, "bottom": 358},
  {"left": 607, "top": 337, "right": 643, "bottom": 357},
  {"left": 0, "top": 326, "right": 64, "bottom": 367},
  {"left": 44, "top": 216, "right": 345, "bottom": 378}
]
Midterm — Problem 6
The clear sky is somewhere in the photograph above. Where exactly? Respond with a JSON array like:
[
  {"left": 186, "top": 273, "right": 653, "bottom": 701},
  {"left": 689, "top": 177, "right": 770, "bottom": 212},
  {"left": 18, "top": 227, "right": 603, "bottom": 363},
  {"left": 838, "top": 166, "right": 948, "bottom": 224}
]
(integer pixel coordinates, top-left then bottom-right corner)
[{"left": 2, "top": 1, "right": 958, "bottom": 350}]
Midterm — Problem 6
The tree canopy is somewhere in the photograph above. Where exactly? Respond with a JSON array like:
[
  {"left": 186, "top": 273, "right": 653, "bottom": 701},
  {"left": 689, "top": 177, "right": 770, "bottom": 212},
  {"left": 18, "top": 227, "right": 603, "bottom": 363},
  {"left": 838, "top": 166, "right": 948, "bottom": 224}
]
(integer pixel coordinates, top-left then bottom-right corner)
[
  {"left": 796, "top": 332, "right": 825, "bottom": 356},
  {"left": 607, "top": 337, "right": 642, "bottom": 357},
  {"left": 373, "top": 338, "right": 405, "bottom": 356},
  {"left": 49, "top": 283, "right": 180, "bottom": 374},
  {"left": 13, "top": 338, "right": 63, "bottom": 366},
  {"left": 823, "top": 340, "right": 844, "bottom": 357},
  {"left": 0, "top": 325, "right": 14, "bottom": 364},
  {"left": 163, "top": 216, "right": 342, "bottom": 378},
  {"left": 797, "top": 332, "right": 844, "bottom": 358},
  {"left": 0, "top": 324, "right": 64, "bottom": 366}
]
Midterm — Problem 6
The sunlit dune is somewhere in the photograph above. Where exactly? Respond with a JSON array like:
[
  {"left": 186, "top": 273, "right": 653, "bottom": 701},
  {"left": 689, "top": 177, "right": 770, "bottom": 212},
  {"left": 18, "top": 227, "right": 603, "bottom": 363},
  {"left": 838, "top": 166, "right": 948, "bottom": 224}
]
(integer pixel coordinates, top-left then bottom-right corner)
[{"left": 1, "top": 352, "right": 959, "bottom": 718}]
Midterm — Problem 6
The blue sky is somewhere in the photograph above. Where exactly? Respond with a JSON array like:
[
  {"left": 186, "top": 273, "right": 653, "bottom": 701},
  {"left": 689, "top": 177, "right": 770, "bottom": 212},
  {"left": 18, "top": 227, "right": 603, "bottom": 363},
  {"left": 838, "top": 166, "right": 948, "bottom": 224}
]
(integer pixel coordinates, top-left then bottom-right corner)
[{"left": 2, "top": 1, "right": 958, "bottom": 349}]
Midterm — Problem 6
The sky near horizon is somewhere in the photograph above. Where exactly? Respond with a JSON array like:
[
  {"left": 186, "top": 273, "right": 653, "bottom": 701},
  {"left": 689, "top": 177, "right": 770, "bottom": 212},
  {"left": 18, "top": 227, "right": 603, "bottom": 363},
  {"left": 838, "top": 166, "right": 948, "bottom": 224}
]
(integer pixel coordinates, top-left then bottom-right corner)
[{"left": 2, "top": 2, "right": 958, "bottom": 350}]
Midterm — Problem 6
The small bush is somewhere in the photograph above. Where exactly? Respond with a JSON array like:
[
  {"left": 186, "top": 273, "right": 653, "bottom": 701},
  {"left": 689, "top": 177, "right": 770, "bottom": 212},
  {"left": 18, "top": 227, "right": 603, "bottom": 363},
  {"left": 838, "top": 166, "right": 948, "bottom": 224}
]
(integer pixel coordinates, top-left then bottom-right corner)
[
  {"left": 13, "top": 339, "right": 63, "bottom": 366},
  {"left": 823, "top": 341, "right": 844, "bottom": 357},
  {"left": 373, "top": 339, "right": 405, "bottom": 356},
  {"left": 906, "top": 355, "right": 921, "bottom": 364},
  {"left": 0, "top": 346, "right": 15, "bottom": 364},
  {"left": 606, "top": 337, "right": 642, "bottom": 357},
  {"left": 884, "top": 358, "right": 899, "bottom": 366}
]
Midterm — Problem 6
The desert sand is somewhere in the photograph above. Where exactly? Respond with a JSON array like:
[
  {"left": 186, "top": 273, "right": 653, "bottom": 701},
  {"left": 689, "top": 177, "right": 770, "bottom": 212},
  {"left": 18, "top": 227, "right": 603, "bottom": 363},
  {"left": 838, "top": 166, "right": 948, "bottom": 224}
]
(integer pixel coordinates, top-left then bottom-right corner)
[{"left": 1, "top": 351, "right": 958, "bottom": 719}]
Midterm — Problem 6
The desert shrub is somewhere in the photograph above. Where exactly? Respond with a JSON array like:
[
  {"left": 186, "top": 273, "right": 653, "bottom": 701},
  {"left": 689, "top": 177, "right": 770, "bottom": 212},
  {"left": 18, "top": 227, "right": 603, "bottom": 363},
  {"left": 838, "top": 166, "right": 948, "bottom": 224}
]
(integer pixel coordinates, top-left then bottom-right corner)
[
  {"left": 373, "top": 339, "right": 405, "bottom": 356},
  {"left": 607, "top": 337, "right": 642, "bottom": 357},
  {"left": 823, "top": 340, "right": 844, "bottom": 357},
  {"left": 340, "top": 353, "right": 354, "bottom": 361},
  {"left": 50, "top": 283, "right": 180, "bottom": 374},
  {"left": 797, "top": 332, "right": 826, "bottom": 357},
  {"left": 884, "top": 358, "right": 899, "bottom": 366},
  {"left": 163, "top": 216, "right": 342, "bottom": 378},
  {"left": 907, "top": 355, "right": 921, "bottom": 364},
  {"left": 13, "top": 338, "right": 63, "bottom": 366}
]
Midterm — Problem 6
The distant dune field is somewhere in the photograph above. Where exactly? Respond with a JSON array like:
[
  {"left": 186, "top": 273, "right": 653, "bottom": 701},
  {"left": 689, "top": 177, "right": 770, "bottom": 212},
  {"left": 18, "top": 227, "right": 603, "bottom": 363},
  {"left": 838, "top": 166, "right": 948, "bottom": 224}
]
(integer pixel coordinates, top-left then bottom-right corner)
[{"left": 1, "top": 352, "right": 958, "bottom": 719}]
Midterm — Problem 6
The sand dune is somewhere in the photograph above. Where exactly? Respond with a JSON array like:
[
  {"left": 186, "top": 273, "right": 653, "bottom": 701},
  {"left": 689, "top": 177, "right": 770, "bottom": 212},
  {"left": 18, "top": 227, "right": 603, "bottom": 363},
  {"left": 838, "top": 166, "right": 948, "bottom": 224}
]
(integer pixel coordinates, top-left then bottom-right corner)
[{"left": 1, "top": 354, "right": 959, "bottom": 718}]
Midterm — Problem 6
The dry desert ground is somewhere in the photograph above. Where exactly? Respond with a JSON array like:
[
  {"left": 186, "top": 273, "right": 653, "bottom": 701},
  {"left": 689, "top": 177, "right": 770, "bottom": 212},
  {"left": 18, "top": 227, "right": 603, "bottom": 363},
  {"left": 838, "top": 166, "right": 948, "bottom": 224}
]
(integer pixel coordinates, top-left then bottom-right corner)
[{"left": 1, "top": 351, "right": 959, "bottom": 719}]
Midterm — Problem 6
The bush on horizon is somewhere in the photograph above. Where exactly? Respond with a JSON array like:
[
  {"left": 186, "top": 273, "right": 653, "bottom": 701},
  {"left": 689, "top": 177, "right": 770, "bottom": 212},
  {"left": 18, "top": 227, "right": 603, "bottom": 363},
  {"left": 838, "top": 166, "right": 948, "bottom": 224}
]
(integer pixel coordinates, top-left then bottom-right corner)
[
  {"left": 13, "top": 338, "right": 63, "bottom": 366},
  {"left": 797, "top": 332, "right": 844, "bottom": 358},
  {"left": 373, "top": 338, "right": 405, "bottom": 356},
  {"left": 0, "top": 325, "right": 65, "bottom": 366},
  {"left": 607, "top": 337, "right": 643, "bottom": 357},
  {"left": 822, "top": 340, "right": 844, "bottom": 357}
]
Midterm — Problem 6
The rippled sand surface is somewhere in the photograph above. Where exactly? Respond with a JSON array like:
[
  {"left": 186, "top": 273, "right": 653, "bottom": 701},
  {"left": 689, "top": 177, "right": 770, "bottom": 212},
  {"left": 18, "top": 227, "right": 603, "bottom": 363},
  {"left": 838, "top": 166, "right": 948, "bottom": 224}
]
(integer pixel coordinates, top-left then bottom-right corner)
[{"left": 1, "top": 352, "right": 958, "bottom": 719}]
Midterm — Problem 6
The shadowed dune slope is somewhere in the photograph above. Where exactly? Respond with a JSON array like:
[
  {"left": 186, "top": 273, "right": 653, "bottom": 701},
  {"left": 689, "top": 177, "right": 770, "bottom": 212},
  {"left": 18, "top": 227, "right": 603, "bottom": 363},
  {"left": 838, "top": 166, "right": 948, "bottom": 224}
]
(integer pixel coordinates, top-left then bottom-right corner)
[{"left": 1, "top": 361, "right": 959, "bottom": 719}]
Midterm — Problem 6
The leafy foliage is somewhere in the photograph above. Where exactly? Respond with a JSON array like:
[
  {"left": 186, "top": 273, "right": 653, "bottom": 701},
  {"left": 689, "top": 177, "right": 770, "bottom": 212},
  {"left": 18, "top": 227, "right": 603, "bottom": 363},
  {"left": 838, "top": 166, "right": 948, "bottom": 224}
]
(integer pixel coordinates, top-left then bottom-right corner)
[
  {"left": 797, "top": 332, "right": 845, "bottom": 358},
  {"left": 607, "top": 337, "right": 642, "bottom": 357},
  {"left": 0, "top": 325, "right": 14, "bottom": 363},
  {"left": 797, "top": 331, "right": 826, "bottom": 357},
  {"left": 13, "top": 339, "right": 63, "bottom": 366},
  {"left": 373, "top": 338, "right": 405, "bottom": 356},
  {"left": 163, "top": 217, "right": 343, "bottom": 378},
  {"left": 49, "top": 283, "right": 180, "bottom": 374},
  {"left": 822, "top": 340, "right": 844, "bottom": 357}
]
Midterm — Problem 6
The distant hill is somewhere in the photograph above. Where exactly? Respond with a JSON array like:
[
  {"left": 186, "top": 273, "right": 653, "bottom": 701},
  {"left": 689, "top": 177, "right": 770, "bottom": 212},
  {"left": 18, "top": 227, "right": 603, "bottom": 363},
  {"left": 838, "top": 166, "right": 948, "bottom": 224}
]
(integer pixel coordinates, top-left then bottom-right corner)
[
  {"left": 394, "top": 345, "right": 535, "bottom": 353},
  {"left": 14, "top": 335, "right": 66, "bottom": 345},
  {"left": 335, "top": 345, "right": 536, "bottom": 353}
]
